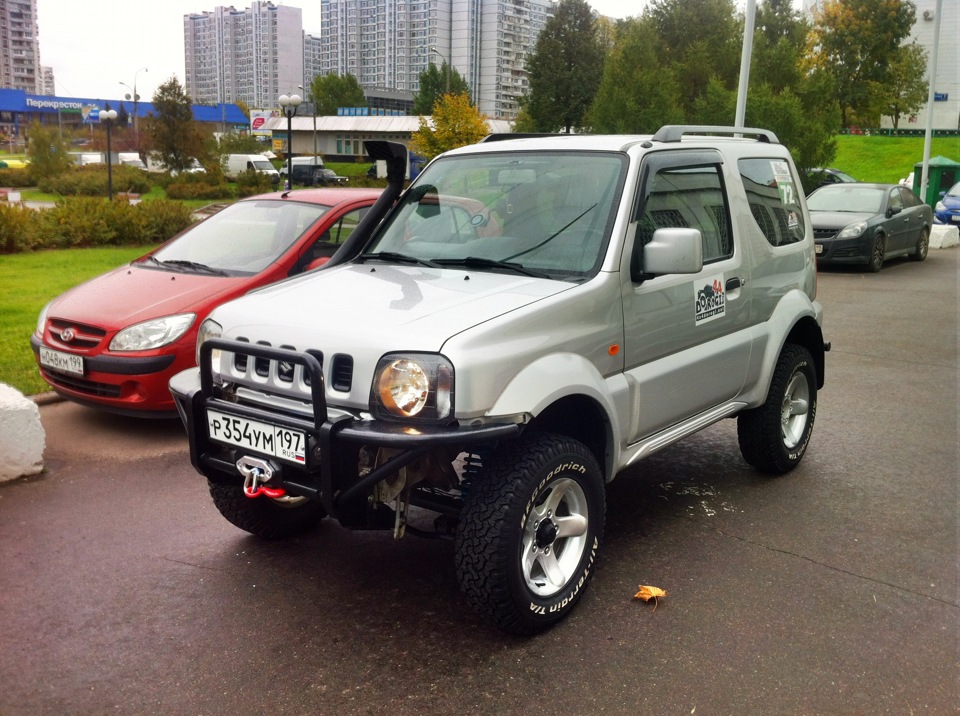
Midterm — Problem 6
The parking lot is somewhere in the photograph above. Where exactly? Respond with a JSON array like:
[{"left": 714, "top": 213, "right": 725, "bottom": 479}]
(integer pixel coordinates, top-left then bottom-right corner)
[{"left": 0, "top": 249, "right": 957, "bottom": 715}]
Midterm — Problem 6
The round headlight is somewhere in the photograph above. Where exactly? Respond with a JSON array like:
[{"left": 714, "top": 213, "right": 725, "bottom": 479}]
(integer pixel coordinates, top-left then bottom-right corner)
[
  {"left": 377, "top": 359, "right": 429, "bottom": 417},
  {"left": 195, "top": 318, "right": 223, "bottom": 368}
]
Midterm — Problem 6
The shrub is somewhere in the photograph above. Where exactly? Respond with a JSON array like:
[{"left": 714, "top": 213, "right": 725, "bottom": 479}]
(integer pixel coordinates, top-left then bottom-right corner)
[
  {"left": 139, "top": 200, "right": 196, "bottom": 243},
  {"left": 37, "top": 165, "right": 153, "bottom": 197},
  {"left": 0, "top": 168, "right": 34, "bottom": 188},
  {"left": 235, "top": 168, "right": 275, "bottom": 197},
  {"left": 0, "top": 203, "right": 43, "bottom": 253},
  {"left": 37, "top": 197, "right": 114, "bottom": 247},
  {"left": 166, "top": 180, "right": 232, "bottom": 200}
]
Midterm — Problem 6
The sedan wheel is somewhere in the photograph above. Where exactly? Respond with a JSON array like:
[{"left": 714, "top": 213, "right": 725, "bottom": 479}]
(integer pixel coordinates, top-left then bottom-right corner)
[
  {"left": 868, "top": 234, "right": 885, "bottom": 273},
  {"left": 910, "top": 227, "right": 929, "bottom": 262}
]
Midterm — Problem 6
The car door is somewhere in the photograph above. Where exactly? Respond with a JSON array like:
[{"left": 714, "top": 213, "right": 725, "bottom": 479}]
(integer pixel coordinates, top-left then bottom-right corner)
[
  {"left": 621, "top": 150, "right": 753, "bottom": 441},
  {"left": 884, "top": 187, "right": 911, "bottom": 251},
  {"left": 897, "top": 186, "right": 927, "bottom": 248}
]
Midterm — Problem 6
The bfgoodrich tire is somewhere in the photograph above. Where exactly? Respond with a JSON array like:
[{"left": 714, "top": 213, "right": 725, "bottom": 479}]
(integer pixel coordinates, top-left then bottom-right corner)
[
  {"left": 209, "top": 481, "right": 326, "bottom": 539},
  {"left": 455, "top": 433, "right": 605, "bottom": 635},
  {"left": 737, "top": 344, "right": 817, "bottom": 475}
]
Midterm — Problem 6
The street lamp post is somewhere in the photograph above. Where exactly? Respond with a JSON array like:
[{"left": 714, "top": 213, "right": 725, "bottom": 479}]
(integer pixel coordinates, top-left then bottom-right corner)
[
  {"left": 430, "top": 47, "right": 450, "bottom": 94},
  {"left": 120, "top": 66, "right": 147, "bottom": 157},
  {"left": 278, "top": 93, "right": 302, "bottom": 190},
  {"left": 99, "top": 109, "right": 118, "bottom": 201}
]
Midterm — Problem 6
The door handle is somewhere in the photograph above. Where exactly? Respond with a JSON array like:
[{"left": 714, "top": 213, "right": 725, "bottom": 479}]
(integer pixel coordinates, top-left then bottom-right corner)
[{"left": 725, "top": 277, "right": 744, "bottom": 290}]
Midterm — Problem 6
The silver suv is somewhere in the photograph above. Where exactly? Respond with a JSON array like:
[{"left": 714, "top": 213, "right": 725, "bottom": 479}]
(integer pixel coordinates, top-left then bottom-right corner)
[{"left": 171, "top": 127, "right": 828, "bottom": 635}]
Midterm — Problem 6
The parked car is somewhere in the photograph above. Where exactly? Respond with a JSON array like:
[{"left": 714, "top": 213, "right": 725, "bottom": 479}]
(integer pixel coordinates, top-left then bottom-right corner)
[
  {"left": 287, "top": 163, "right": 326, "bottom": 186},
  {"left": 934, "top": 181, "right": 960, "bottom": 225},
  {"left": 808, "top": 183, "right": 933, "bottom": 272},
  {"left": 313, "top": 168, "right": 348, "bottom": 185},
  {"left": 32, "top": 187, "right": 383, "bottom": 417},
  {"left": 807, "top": 167, "right": 858, "bottom": 192},
  {"left": 278, "top": 156, "right": 325, "bottom": 181}
]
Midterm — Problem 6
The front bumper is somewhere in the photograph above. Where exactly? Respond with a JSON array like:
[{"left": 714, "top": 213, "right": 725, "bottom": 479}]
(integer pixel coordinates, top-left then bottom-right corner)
[
  {"left": 170, "top": 339, "right": 520, "bottom": 520},
  {"left": 814, "top": 233, "right": 871, "bottom": 265}
]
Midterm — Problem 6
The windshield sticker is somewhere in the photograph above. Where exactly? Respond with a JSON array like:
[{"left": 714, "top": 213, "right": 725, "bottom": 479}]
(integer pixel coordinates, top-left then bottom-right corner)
[{"left": 695, "top": 275, "right": 726, "bottom": 325}]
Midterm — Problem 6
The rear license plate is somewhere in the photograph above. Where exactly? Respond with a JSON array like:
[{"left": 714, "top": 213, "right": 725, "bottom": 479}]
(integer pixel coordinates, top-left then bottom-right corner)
[
  {"left": 39, "top": 346, "right": 84, "bottom": 376},
  {"left": 206, "top": 410, "right": 307, "bottom": 464},
  {"left": 815, "top": 243, "right": 824, "bottom": 255}
]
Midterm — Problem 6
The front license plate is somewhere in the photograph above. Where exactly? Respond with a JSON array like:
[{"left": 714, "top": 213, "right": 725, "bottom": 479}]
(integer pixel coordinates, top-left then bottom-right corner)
[
  {"left": 951, "top": 215, "right": 960, "bottom": 223},
  {"left": 39, "top": 346, "right": 84, "bottom": 376},
  {"left": 206, "top": 410, "right": 307, "bottom": 464},
  {"left": 815, "top": 243, "right": 824, "bottom": 255}
]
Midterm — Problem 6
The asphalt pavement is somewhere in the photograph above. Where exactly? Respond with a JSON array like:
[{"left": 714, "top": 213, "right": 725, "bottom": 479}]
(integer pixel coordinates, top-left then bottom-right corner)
[{"left": 1, "top": 249, "right": 957, "bottom": 715}]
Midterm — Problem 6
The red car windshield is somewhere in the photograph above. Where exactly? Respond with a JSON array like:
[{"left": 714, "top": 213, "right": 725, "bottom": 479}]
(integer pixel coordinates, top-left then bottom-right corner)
[{"left": 145, "top": 200, "right": 329, "bottom": 275}]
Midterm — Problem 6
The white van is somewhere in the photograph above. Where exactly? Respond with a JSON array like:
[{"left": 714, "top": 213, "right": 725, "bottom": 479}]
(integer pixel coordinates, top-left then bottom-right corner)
[{"left": 223, "top": 154, "right": 280, "bottom": 183}]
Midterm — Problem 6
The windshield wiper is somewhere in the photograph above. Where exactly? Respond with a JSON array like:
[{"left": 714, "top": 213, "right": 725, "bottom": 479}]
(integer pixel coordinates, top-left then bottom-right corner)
[
  {"left": 357, "top": 251, "right": 442, "bottom": 268},
  {"left": 147, "top": 258, "right": 230, "bottom": 276},
  {"left": 433, "top": 256, "right": 551, "bottom": 279}
]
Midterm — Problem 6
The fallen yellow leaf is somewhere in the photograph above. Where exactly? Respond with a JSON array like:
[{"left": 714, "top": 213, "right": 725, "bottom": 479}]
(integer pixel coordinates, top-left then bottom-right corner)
[{"left": 634, "top": 585, "right": 668, "bottom": 602}]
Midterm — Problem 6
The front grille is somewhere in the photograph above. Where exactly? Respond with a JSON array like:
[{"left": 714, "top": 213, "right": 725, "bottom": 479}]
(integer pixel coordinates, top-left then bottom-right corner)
[
  {"left": 814, "top": 228, "right": 838, "bottom": 240},
  {"left": 48, "top": 318, "right": 107, "bottom": 349},
  {"left": 330, "top": 354, "right": 354, "bottom": 392},
  {"left": 222, "top": 338, "right": 349, "bottom": 402}
]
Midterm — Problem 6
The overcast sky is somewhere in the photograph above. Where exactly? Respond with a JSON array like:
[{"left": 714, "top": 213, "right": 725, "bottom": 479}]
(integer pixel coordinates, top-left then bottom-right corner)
[{"left": 36, "top": 0, "right": 645, "bottom": 103}]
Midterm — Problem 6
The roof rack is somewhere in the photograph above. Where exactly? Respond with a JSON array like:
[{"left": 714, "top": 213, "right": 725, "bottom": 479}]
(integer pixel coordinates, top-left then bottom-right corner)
[{"left": 652, "top": 125, "right": 779, "bottom": 144}]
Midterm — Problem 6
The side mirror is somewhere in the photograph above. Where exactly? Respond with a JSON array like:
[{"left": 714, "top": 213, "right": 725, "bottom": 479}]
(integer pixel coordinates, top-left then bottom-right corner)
[
  {"left": 886, "top": 206, "right": 902, "bottom": 218},
  {"left": 642, "top": 228, "right": 704, "bottom": 276},
  {"left": 305, "top": 256, "right": 331, "bottom": 271}
]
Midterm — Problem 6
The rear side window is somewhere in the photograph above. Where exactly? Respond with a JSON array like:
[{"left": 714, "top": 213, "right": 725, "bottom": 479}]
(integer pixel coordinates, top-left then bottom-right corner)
[
  {"left": 738, "top": 158, "right": 805, "bottom": 246},
  {"left": 637, "top": 164, "right": 732, "bottom": 263}
]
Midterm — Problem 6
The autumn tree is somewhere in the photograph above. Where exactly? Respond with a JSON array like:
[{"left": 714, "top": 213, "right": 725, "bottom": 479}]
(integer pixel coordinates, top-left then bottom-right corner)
[
  {"left": 144, "top": 77, "right": 206, "bottom": 173},
  {"left": 524, "top": 0, "right": 605, "bottom": 133},
  {"left": 408, "top": 93, "right": 489, "bottom": 162},
  {"left": 806, "top": 0, "right": 917, "bottom": 127},
  {"left": 25, "top": 121, "right": 74, "bottom": 179},
  {"left": 413, "top": 62, "right": 470, "bottom": 115},
  {"left": 881, "top": 41, "right": 928, "bottom": 129},
  {"left": 310, "top": 73, "right": 367, "bottom": 116}
]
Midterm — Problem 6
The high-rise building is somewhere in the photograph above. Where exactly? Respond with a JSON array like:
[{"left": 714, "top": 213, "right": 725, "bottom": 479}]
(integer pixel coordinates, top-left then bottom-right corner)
[
  {"left": 184, "top": 2, "right": 305, "bottom": 111},
  {"left": 316, "top": 0, "right": 554, "bottom": 120},
  {"left": 0, "top": 0, "right": 42, "bottom": 94}
]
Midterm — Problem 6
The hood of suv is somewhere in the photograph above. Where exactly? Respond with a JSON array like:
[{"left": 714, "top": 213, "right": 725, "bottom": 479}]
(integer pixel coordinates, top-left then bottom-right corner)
[{"left": 212, "top": 264, "right": 574, "bottom": 351}]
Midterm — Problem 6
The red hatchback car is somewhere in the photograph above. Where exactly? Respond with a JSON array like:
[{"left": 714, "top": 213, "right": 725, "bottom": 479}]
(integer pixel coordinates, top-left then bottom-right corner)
[{"left": 31, "top": 187, "right": 382, "bottom": 417}]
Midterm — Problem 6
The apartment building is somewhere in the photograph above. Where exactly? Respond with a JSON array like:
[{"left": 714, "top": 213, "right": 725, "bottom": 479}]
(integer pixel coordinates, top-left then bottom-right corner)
[
  {"left": 317, "top": 0, "right": 553, "bottom": 120},
  {"left": 0, "top": 0, "right": 42, "bottom": 94},
  {"left": 184, "top": 1, "right": 304, "bottom": 111}
]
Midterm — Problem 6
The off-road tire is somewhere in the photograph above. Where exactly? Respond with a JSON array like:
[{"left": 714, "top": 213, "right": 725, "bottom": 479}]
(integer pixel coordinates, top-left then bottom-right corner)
[
  {"left": 910, "top": 227, "right": 929, "bottom": 262},
  {"left": 737, "top": 344, "right": 817, "bottom": 475},
  {"left": 209, "top": 481, "right": 326, "bottom": 539},
  {"left": 455, "top": 432, "right": 605, "bottom": 635}
]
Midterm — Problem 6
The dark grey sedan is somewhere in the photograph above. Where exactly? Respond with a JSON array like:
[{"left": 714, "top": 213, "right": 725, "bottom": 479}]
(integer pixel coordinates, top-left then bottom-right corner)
[{"left": 809, "top": 183, "right": 933, "bottom": 272}]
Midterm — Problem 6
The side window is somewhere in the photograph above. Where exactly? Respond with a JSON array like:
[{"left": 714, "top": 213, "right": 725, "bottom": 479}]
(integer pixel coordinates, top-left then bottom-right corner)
[
  {"left": 299, "top": 207, "right": 370, "bottom": 271},
  {"left": 637, "top": 164, "right": 732, "bottom": 264},
  {"left": 738, "top": 158, "right": 805, "bottom": 247},
  {"left": 899, "top": 186, "right": 921, "bottom": 208}
]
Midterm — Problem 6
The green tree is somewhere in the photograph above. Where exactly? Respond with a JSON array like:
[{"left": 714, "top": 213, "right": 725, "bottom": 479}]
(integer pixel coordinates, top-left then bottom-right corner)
[
  {"left": 144, "top": 77, "right": 206, "bottom": 173},
  {"left": 524, "top": 0, "right": 605, "bottom": 133},
  {"left": 408, "top": 93, "right": 489, "bottom": 162},
  {"left": 646, "top": 0, "right": 741, "bottom": 115},
  {"left": 589, "top": 17, "right": 683, "bottom": 132},
  {"left": 807, "top": 0, "right": 917, "bottom": 128},
  {"left": 881, "top": 41, "right": 928, "bottom": 130},
  {"left": 310, "top": 73, "right": 367, "bottom": 116},
  {"left": 413, "top": 62, "right": 471, "bottom": 115},
  {"left": 24, "top": 121, "right": 74, "bottom": 179}
]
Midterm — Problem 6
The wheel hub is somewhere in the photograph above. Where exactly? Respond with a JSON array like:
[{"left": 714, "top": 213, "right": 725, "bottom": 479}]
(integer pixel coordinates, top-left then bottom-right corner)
[{"left": 535, "top": 518, "right": 558, "bottom": 548}]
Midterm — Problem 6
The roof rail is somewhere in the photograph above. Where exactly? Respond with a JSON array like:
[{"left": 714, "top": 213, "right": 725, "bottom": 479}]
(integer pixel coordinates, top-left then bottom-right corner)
[{"left": 652, "top": 125, "right": 779, "bottom": 144}]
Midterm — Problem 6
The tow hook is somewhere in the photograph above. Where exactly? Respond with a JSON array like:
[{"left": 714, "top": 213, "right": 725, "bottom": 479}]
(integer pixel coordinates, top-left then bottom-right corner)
[{"left": 237, "top": 456, "right": 286, "bottom": 499}]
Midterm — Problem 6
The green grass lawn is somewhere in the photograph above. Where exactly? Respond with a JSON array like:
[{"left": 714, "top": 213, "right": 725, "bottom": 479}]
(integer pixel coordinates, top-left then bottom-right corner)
[
  {"left": 0, "top": 245, "right": 158, "bottom": 396},
  {"left": 832, "top": 134, "right": 960, "bottom": 184}
]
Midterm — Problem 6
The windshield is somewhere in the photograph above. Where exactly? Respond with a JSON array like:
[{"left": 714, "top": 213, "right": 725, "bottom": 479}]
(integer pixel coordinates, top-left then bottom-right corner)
[
  {"left": 144, "top": 200, "right": 329, "bottom": 275},
  {"left": 946, "top": 182, "right": 960, "bottom": 198},
  {"left": 362, "top": 151, "right": 626, "bottom": 280},
  {"left": 808, "top": 186, "right": 884, "bottom": 213},
  {"left": 251, "top": 160, "right": 275, "bottom": 171}
]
